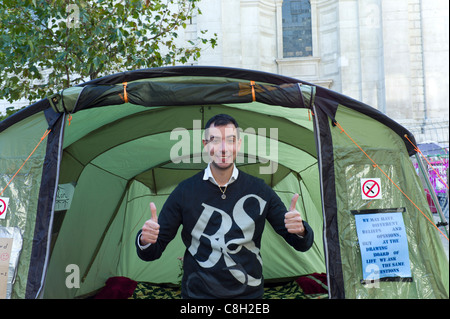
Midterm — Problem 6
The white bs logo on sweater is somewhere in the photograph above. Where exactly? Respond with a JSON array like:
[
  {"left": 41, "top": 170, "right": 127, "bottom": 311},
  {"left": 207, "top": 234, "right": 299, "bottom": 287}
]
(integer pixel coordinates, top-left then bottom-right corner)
[{"left": 188, "top": 194, "right": 267, "bottom": 286}]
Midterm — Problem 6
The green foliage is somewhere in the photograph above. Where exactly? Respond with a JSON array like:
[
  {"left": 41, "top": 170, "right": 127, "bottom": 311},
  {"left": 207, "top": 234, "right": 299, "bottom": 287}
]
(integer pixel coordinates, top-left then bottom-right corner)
[{"left": 0, "top": 0, "right": 217, "bottom": 105}]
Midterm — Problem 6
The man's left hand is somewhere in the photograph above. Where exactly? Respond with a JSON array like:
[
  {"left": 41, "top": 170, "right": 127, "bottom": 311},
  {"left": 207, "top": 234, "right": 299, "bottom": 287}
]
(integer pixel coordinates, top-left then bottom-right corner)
[{"left": 285, "top": 193, "right": 306, "bottom": 236}]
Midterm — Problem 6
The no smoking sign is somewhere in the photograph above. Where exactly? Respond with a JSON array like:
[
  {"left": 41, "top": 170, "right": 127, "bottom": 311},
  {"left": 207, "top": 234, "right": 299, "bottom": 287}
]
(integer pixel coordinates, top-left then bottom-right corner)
[
  {"left": 361, "top": 178, "right": 382, "bottom": 200},
  {"left": 0, "top": 197, "right": 9, "bottom": 219}
]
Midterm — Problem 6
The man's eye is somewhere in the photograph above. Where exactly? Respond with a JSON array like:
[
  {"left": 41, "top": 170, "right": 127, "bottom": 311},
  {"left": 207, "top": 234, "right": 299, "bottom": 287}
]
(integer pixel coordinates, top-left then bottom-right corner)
[{"left": 209, "top": 137, "right": 220, "bottom": 144}]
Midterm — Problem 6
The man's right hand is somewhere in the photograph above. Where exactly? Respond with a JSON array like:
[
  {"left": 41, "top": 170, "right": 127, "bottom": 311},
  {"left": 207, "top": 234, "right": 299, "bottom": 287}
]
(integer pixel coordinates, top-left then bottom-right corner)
[{"left": 140, "top": 202, "right": 160, "bottom": 245}]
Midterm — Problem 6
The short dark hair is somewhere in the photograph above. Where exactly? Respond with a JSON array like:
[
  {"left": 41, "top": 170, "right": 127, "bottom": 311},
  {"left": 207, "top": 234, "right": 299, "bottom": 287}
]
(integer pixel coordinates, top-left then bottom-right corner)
[
  {"left": 204, "top": 113, "right": 239, "bottom": 131},
  {"left": 204, "top": 114, "right": 240, "bottom": 140}
]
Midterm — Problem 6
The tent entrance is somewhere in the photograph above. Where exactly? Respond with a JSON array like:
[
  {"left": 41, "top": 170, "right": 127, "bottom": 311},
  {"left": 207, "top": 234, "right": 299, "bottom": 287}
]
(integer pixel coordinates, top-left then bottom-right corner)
[{"left": 43, "top": 103, "right": 325, "bottom": 298}]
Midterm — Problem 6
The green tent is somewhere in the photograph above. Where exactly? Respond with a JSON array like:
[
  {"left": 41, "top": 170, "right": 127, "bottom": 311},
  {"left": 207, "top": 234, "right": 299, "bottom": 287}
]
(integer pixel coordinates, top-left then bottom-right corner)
[{"left": 0, "top": 66, "right": 447, "bottom": 299}]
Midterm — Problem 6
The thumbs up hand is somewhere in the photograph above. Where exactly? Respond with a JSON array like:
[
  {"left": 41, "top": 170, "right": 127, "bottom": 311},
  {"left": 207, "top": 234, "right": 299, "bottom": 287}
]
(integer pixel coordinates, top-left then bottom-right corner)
[
  {"left": 140, "top": 202, "right": 160, "bottom": 245},
  {"left": 284, "top": 194, "right": 306, "bottom": 236}
]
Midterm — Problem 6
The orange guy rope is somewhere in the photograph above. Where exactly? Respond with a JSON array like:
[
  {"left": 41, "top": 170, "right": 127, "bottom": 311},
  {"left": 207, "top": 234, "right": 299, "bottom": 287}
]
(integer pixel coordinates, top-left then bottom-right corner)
[
  {"left": 334, "top": 121, "right": 448, "bottom": 241},
  {"left": 0, "top": 129, "right": 51, "bottom": 197},
  {"left": 123, "top": 82, "right": 129, "bottom": 103},
  {"left": 250, "top": 81, "right": 256, "bottom": 102}
]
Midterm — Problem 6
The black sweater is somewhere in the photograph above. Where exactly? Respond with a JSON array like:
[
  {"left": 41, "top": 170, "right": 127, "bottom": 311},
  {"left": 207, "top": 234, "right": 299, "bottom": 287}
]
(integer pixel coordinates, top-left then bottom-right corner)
[{"left": 136, "top": 170, "right": 314, "bottom": 299}]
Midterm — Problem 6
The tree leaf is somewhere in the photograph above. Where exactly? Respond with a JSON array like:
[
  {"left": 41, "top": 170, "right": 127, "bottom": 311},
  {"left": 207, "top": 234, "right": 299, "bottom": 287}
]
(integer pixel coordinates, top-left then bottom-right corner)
[{"left": 0, "top": 0, "right": 217, "bottom": 104}]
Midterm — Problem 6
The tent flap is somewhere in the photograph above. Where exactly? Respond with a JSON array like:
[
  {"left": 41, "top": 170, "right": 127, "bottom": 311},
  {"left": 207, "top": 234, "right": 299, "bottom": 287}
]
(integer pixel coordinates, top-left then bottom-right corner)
[{"left": 62, "top": 81, "right": 309, "bottom": 113}]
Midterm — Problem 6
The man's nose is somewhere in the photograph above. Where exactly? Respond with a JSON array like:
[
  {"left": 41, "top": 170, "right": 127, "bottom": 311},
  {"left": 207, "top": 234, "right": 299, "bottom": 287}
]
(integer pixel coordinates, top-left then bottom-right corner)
[{"left": 218, "top": 139, "right": 226, "bottom": 152}]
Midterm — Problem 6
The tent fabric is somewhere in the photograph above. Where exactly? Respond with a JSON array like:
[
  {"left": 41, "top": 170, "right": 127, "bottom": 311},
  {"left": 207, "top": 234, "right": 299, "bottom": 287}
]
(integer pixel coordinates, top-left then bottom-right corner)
[
  {"left": 0, "top": 112, "right": 49, "bottom": 299},
  {"left": 47, "top": 82, "right": 310, "bottom": 113},
  {"left": 331, "top": 105, "right": 448, "bottom": 298},
  {"left": 24, "top": 110, "right": 65, "bottom": 299},
  {"left": 0, "top": 66, "right": 447, "bottom": 299}
]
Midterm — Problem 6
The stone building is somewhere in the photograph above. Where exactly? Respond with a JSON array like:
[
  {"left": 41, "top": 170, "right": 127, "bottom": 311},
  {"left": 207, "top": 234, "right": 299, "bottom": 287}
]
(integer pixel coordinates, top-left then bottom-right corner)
[
  {"left": 191, "top": 0, "right": 449, "bottom": 145},
  {"left": 2, "top": 0, "right": 448, "bottom": 145}
]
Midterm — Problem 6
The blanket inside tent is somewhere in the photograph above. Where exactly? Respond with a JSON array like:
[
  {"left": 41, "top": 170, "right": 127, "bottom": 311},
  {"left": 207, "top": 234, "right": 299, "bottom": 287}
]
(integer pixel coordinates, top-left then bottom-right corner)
[{"left": 92, "top": 274, "right": 329, "bottom": 299}]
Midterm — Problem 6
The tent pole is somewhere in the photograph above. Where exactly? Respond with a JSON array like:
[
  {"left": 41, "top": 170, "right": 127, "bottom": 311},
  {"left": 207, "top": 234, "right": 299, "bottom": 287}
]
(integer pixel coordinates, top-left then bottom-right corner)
[
  {"left": 415, "top": 154, "right": 449, "bottom": 237},
  {"left": 296, "top": 172, "right": 308, "bottom": 219},
  {"left": 81, "top": 179, "right": 133, "bottom": 283}
]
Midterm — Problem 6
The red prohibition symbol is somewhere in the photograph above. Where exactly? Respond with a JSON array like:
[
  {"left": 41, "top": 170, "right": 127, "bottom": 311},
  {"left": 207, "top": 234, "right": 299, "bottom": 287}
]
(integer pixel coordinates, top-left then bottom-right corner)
[
  {"left": 362, "top": 179, "right": 380, "bottom": 198},
  {"left": 0, "top": 198, "right": 6, "bottom": 216}
]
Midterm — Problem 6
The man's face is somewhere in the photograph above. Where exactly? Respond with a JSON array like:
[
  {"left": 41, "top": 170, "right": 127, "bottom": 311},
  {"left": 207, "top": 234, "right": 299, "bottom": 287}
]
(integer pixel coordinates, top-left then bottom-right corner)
[{"left": 203, "top": 123, "right": 241, "bottom": 170}]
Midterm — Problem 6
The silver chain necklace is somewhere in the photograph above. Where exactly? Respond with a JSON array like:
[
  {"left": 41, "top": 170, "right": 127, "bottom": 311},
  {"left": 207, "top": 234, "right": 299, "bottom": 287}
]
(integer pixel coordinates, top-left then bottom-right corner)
[{"left": 218, "top": 185, "right": 227, "bottom": 199}]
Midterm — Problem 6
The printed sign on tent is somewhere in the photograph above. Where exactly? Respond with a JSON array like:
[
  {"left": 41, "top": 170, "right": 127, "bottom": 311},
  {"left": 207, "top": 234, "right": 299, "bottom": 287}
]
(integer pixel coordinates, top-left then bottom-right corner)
[
  {"left": 0, "top": 197, "right": 9, "bottom": 220},
  {"left": 354, "top": 209, "right": 412, "bottom": 283},
  {"left": 0, "top": 237, "right": 13, "bottom": 298},
  {"left": 55, "top": 183, "right": 76, "bottom": 211},
  {"left": 361, "top": 178, "right": 382, "bottom": 200}
]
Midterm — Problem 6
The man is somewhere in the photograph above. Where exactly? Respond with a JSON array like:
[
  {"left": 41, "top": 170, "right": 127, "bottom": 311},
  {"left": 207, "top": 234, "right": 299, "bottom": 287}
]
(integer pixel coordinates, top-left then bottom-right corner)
[{"left": 136, "top": 114, "right": 313, "bottom": 299}]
